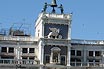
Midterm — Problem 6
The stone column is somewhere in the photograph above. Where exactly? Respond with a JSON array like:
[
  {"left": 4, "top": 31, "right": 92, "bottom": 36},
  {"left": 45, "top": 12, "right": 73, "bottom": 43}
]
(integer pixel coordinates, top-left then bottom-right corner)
[
  {"left": 93, "top": 51, "right": 95, "bottom": 57},
  {"left": 42, "top": 22, "right": 44, "bottom": 38},
  {"left": 18, "top": 47, "right": 21, "bottom": 60},
  {"left": 16, "top": 46, "right": 21, "bottom": 64},
  {"left": 50, "top": 52, "right": 53, "bottom": 63},
  {"left": 101, "top": 51, "right": 104, "bottom": 64},
  {"left": 28, "top": 48, "right": 29, "bottom": 54},
  {"left": 40, "top": 46, "right": 44, "bottom": 65},
  {"left": 67, "top": 45, "right": 71, "bottom": 66},
  {"left": 68, "top": 25, "right": 71, "bottom": 40},
  {"left": 15, "top": 47, "right": 18, "bottom": 59},
  {"left": 7, "top": 47, "right": 8, "bottom": 53},
  {"left": 83, "top": 50, "right": 87, "bottom": 66},
  {"left": 58, "top": 52, "right": 60, "bottom": 63},
  {"left": 39, "top": 41, "right": 44, "bottom": 65}
]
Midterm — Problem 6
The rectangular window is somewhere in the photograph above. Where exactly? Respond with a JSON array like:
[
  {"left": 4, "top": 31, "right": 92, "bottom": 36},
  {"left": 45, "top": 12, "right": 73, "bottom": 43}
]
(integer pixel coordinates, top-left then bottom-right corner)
[
  {"left": 29, "top": 48, "right": 35, "bottom": 53},
  {"left": 76, "top": 59, "right": 81, "bottom": 62},
  {"left": 71, "top": 58, "right": 75, "bottom": 62},
  {"left": 89, "top": 51, "right": 93, "bottom": 56},
  {"left": 46, "top": 55, "right": 50, "bottom": 63},
  {"left": 71, "top": 50, "right": 75, "bottom": 56},
  {"left": 89, "top": 59, "right": 93, "bottom": 62},
  {"left": 77, "top": 50, "right": 81, "bottom": 56},
  {"left": 1, "top": 47, "right": 7, "bottom": 52},
  {"left": 1, "top": 56, "right": 14, "bottom": 59},
  {"left": 22, "top": 48, "right": 28, "bottom": 53},
  {"left": 29, "top": 57, "right": 34, "bottom": 60},
  {"left": 9, "top": 47, "right": 14, "bottom": 53},
  {"left": 95, "top": 51, "right": 100, "bottom": 56},
  {"left": 88, "top": 59, "right": 94, "bottom": 66},
  {"left": 95, "top": 60, "right": 100, "bottom": 62},
  {"left": 22, "top": 57, "right": 27, "bottom": 59}
]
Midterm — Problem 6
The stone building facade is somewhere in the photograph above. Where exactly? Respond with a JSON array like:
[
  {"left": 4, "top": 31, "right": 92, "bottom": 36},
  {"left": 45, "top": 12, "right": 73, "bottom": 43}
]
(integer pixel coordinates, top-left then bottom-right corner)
[{"left": 0, "top": 0, "right": 104, "bottom": 67}]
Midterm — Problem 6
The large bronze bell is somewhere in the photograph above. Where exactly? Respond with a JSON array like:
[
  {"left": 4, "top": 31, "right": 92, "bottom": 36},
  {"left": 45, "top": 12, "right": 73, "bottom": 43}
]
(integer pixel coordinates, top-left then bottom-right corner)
[{"left": 51, "top": 0, "right": 57, "bottom": 7}]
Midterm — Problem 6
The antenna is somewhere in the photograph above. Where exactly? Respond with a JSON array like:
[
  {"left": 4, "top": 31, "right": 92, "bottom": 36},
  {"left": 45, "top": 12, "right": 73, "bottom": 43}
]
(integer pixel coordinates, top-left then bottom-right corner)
[{"left": 18, "top": 24, "right": 23, "bottom": 30}]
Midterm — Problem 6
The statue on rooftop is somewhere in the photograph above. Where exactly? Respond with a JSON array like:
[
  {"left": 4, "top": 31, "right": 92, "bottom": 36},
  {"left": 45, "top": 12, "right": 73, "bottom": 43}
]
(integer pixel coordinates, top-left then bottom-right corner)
[
  {"left": 41, "top": 0, "right": 64, "bottom": 14},
  {"left": 58, "top": 4, "right": 64, "bottom": 14},
  {"left": 42, "top": 2, "right": 48, "bottom": 12}
]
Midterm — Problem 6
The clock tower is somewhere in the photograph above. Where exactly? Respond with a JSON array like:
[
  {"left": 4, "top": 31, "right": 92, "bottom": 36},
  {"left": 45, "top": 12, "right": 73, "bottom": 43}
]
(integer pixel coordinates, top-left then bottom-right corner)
[{"left": 35, "top": 0, "right": 72, "bottom": 66}]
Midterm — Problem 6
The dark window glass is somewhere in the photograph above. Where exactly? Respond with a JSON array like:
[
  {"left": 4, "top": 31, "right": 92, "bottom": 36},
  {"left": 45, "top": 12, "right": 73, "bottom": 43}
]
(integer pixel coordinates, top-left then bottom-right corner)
[
  {"left": 71, "top": 50, "right": 75, "bottom": 56},
  {"left": 29, "top": 48, "right": 35, "bottom": 53},
  {"left": 9, "top": 47, "right": 14, "bottom": 53},
  {"left": 95, "top": 51, "right": 100, "bottom": 56},
  {"left": 89, "top": 51, "right": 93, "bottom": 56},
  {"left": 76, "top": 59, "right": 81, "bottom": 62},
  {"left": 71, "top": 58, "right": 75, "bottom": 62},
  {"left": 61, "top": 56, "right": 65, "bottom": 61},
  {"left": 22, "top": 57, "right": 27, "bottom": 59},
  {"left": 77, "top": 50, "right": 81, "bottom": 56},
  {"left": 46, "top": 56, "right": 50, "bottom": 63},
  {"left": 1, "top": 47, "right": 7, "bottom": 52},
  {"left": 89, "top": 60, "right": 93, "bottom": 62},
  {"left": 29, "top": 57, "right": 34, "bottom": 60},
  {"left": 95, "top": 60, "right": 100, "bottom": 62},
  {"left": 22, "top": 48, "right": 28, "bottom": 53},
  {"left": 1, "top": 56, "right": 14, "bottom": 59}
]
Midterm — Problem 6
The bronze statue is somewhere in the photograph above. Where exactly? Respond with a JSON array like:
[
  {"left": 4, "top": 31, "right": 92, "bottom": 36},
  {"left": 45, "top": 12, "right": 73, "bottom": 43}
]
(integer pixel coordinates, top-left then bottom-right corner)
[
  {"left": 41, "top": 0, "right": 64, "bottom": 14},
  {"left": 58, "top": 4, "right": 64, "bottom": 14},
  {"left": 42, "top": 2, "right": 47, "bottom": 12}
]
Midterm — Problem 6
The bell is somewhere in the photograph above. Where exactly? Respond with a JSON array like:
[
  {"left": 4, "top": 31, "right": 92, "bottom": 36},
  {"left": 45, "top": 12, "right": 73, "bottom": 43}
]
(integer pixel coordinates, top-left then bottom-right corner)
[{"left": 51, "top": 0, "right": 57, "bottom": 7}]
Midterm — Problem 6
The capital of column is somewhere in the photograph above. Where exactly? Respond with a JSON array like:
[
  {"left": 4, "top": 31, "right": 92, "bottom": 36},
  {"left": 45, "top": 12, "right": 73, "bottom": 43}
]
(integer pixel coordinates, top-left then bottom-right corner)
[{"left": 101, "top": 51, "right": 104, "bottom": 57}]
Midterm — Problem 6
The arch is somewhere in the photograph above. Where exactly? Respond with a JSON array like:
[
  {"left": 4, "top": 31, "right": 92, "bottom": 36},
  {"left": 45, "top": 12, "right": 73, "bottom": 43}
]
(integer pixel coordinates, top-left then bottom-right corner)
[
  {"left": 50, "top": 47, "right": 61, "bottom": 64},
  {"left": 51, "top": 47, "right": 61, "bottom": 51}
]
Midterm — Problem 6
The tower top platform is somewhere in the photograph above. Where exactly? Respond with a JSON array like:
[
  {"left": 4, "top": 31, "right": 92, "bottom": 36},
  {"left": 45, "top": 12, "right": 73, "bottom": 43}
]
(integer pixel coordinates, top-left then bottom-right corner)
[{"left": 35, "top": 13, "right": 72, "bottom": 27}]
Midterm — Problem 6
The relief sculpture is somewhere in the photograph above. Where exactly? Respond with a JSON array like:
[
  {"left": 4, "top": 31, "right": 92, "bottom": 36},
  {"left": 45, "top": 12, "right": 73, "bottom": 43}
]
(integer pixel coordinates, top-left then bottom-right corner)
[{"left": 48, "top": 27, "right": 62, "bottom": 39}]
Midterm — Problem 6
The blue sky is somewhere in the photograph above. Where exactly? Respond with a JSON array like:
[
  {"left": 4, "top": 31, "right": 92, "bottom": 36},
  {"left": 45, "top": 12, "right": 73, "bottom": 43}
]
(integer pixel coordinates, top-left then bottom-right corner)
[{"left": 0, "top": 0, "right": 104, "bottom": 40}]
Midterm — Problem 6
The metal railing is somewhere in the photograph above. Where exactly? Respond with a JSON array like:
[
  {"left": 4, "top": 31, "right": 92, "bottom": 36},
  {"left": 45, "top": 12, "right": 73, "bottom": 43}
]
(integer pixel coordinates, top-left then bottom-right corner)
[
  {"left": 0, "top": 59, "right": 38, "bottom": 65},
  {"left": 0, "top": 36, "right": 35, "bottom": 41},
  {"left": 70, "top": 62, "right": 104, "bottom": 67},
  {"left": 1, "top": 59, "right": 104, "bottom": 67},
  {"left": 71, "top": 39, "right": 104, "bottom": 45}
]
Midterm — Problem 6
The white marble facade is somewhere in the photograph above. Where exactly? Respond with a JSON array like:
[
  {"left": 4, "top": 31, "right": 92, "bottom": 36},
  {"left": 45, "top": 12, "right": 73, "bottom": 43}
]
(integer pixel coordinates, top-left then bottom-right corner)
[{"left": 1, "top": 0, "right": 104, "bottom": 67}]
